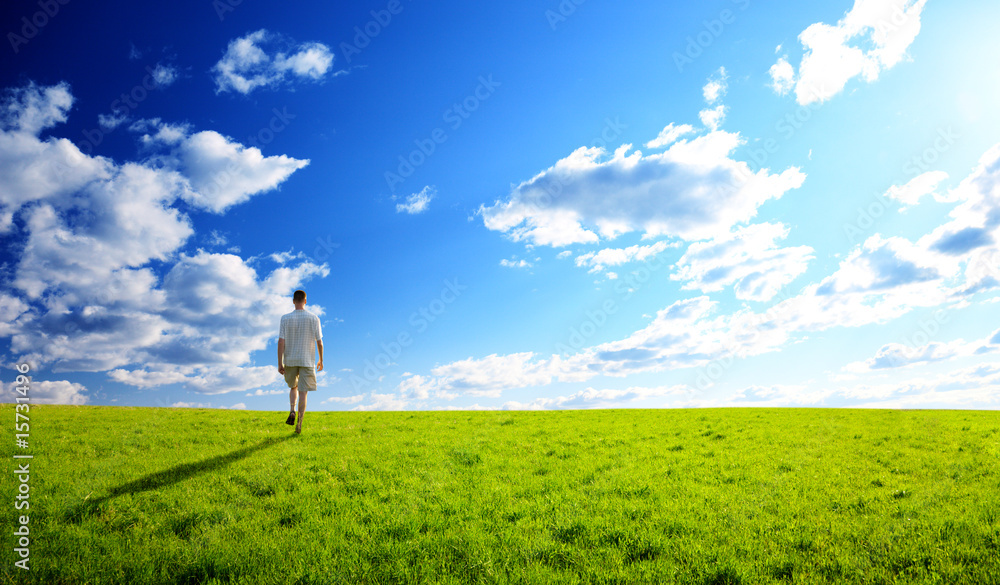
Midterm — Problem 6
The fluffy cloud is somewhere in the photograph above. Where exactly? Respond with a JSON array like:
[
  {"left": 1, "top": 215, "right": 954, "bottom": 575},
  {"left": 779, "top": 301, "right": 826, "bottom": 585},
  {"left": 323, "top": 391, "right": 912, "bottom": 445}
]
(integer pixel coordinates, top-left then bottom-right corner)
[
  {"left": 672, "top": 223, "right": 814, "bottom": 301},
  {"left": 396, "top": 185, "right": 435, "bottom": 214},
  {"left": 844, "top": 327, "right": 1000, "bottom": 372},
  {"left": 768, "top": 57, "right": 796, "bottom": 95},
  {"left": 133, "top": 119, "right": 310, "bottom": 213},
  {"left": 0, "top": 82, "right": 324, "bottom": 395},
  {"left": 323, "top": 394, "right": 365, "bottom": 405},
  {"left": 502, "top": 385, "right": 690, "bottom": 410},
  {"left": 834, "top": 363, "right": 1000, "bottom": 408},
  {"left": 212, "top": 30, "right": 336, "bottom": 94},
  {"left": 0, "top": 294, "right": 30, "bottom": 336},
  {"left": 1, "top": 81, "right": 73, "bottom": 135},
  {"left": 149, "top": 63, "right": 179, "bottom": 88},
  {"left": 815, "top": 235, "right": 945, "bottom": 296},
  {"left": 3, "top": 380, "right": 89, "bottom": 405},
  {"left": 849, "top": 340, "right": 968, "bottom": 371},
  {"left": 479, "top": 130, "right": 805, "bottom": 247},
  {"left": 499, "top": 258, "right": 532, "bottom": 269},
  {"left": 110, "top": 363, "right": 285, "bottom": 395},
  {"left": 917, "top": 146, "right": 1000, "bottom": 282},
  {"left": 351, "top": 392, "right": 410, "bottom": 411},
  {"left": 885, "top": 170, "right": 950, "bottom": 208},
  {"left": 699, "top": 68, "right": 728, "bottom": 131},
  {"left": 771, "top": 0, "right": 928, "bottom": 105},
  {"left": 702, "top": 67, "right": 728, "bottom": 104},
  {"left": 645, "top": 123, "right": 695, "bottom": 149},
  {"left": 575, "top": 241, "right": 674, "bottom": 274},
  {"left": 699, "top": 106, "right": 727, "bottom": 132},
  {"left": 396, "top": 352, "right": 594, "bottom": 399}
]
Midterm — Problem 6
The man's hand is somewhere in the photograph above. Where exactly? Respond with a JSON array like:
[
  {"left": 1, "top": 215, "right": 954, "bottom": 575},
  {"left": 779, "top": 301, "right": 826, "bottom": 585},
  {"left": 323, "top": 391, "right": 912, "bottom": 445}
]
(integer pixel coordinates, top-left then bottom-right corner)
[
  {"left": 316, "top": 360, "right": 323, "bottom": 372},
  {"left": 278, "top": 365, "right": 285, "bottom": 375}
]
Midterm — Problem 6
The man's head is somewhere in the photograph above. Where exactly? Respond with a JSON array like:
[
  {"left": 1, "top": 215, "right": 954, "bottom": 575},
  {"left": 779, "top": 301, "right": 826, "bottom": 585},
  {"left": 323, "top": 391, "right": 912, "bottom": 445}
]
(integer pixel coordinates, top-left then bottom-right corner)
[{"left": 293, "top": 290, "right": 306, "bottom": 305}]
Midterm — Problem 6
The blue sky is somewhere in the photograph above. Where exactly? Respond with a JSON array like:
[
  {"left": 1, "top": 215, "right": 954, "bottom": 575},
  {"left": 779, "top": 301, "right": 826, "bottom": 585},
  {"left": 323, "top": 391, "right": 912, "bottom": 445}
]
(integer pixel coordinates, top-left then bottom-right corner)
[{"left": 2, "top": 0, "right": 1000, "bottom": 410}]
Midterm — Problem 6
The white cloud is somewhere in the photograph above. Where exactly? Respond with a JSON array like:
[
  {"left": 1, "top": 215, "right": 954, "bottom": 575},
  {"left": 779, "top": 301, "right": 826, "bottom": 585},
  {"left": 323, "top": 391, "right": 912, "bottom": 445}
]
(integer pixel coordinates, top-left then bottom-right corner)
[
  {"left": 479, "top": 130, "right": 806, "bottom": 247},
  {"left": 323, "top": 394, "right": 365, "bottom": 405},
  {"left": 845, "top": 328, "right": 1000, "bottom": 372},
  {"left": 499, "top": 258, "right": 531, "bottom": 268},
  {"left": 212, "top": 30, "right": 336, "bottom": 94},
  {"left": 645, "top": 123, "right": 695, "bottom": 149},
  {"left": 772, "top": 0, "right": 928, "bottom": 105},
  {"left": 396, "top": 353, "right": 593, "bottom": 399},
  {"left": 274, "top": 43, "right": 333, "bottom": 79},
  {"left": 2, "top": 380, "right": 89, "bottom": 405},
  {"left": 885, "top": 170, "right": 950, "bottom": 208},
  {"left": 0, "top": 294, "right": 29, "bottom": 336},
  {"left": 848, "top": 340, "right": 969, "bottom": 371},
  {"left": 150, "top": 63, "right": 179, "bottom": 87},
  {"left": 698, "top": 105, "right": 727, "bottom": 131},
  {"left": 270, "top": 249, "right": 303, "bottom": 264},
  {"left": 352, "top": 392, "right": 409, "bottom": 411},
  {"left": 0, "top": 82, "right": 324, "bottom": 395},
  {"left": 831, "top": 362, "right": 1000, "bottom": 409},
  {"left": 672, "top": 223, "right": 814, "bottom": 301},
  {"left": 575, "top": 241, "right": 673, "bottom": 274},
  {"left": 396, "top": 185, "right": 435, "bottom": 214},
  {"left": 135, "top": 119, "right": 310, "bottom": 213},
  {"left": 248, "top": 388, "right": 286, "bottom": 396},
  {"left": 98, "top": 112, "right": 127, "bottom": 130},
  {"left": 917, "top": 145, "right": 1000, "bottom": 276},
  {"left": 171, "top": 401, "right": 212, "bottom": 408},
  {"left": 723, "top": 384, "right": 827, "bottom": 407},
  {"left": 698, "top": 69, "right": 729, "bottom": 133},
  {"left": 502, "top": 385, "right": 690, "bottom": 410},
  {"left": 1, "top": 81, "right": 73, "bottom": 135},
  {"left": 768, "top": 56, "right": 796, "bottom": 95},
  {"left": 702, "top": 67, "right": 728, "bottom": 104},
  {"left": 433, "top": 404, "right": 498, "bottom": 411},
  {"left": 816, "top": 235, "right": 949, "bottom": 296}
]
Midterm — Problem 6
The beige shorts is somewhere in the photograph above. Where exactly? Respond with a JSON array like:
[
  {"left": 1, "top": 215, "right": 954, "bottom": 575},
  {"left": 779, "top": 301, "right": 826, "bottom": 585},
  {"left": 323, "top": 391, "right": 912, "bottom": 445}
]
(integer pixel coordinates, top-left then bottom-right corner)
[{"left": 283, "top": 366, "right": 317, "bottom": 391}]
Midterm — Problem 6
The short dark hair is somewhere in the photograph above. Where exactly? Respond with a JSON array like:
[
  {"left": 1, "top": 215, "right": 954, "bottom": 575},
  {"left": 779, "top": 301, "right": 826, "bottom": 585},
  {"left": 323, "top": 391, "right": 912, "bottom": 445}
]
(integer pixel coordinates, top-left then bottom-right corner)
[{"left": 293, "top": 290, "right": 306, "bottom": 303}]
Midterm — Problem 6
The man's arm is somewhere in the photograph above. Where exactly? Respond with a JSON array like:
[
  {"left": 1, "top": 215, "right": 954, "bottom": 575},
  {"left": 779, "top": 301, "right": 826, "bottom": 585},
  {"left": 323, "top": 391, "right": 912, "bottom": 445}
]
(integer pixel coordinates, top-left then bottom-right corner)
[
  {"left": 277, "top": 338, "right": 285, "bottom": 374},
  {"left": 316, "top": 339, "right": 324, "bottom": 372}
]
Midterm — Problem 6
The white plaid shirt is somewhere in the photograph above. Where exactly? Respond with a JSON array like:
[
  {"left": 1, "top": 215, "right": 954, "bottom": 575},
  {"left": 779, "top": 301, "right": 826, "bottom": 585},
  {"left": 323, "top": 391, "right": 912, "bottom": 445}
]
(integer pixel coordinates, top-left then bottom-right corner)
[{"left": 279, "top": 310, "right": 322, "bottom": 367}]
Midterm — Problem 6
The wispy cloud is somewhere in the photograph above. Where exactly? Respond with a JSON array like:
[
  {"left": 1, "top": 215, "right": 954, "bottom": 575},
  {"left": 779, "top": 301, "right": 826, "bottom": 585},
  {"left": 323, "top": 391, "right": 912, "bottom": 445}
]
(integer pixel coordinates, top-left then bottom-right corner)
[
  {"left": 212, "top": 29, "right": 337, "bottom": 94},
  {"left": 396, "top": 185, "right": 435, "bottom": 214}
]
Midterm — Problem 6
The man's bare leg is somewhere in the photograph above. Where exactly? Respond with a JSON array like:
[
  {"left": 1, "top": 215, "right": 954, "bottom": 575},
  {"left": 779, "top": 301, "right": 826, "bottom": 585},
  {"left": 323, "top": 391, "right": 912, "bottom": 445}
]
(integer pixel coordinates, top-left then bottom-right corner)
[
  {"left": 295, "top": 390, "right": 307, "bottom": 433},
  {"left": 286, "top": 386, "right": 298, "bottom": 425}
]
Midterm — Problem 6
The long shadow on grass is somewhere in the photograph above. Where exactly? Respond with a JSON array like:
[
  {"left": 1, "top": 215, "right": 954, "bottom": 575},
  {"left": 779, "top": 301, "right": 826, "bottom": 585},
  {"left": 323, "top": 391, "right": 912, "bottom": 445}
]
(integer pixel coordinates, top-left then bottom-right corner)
[{"left": 72, "top": 435, "right": 294, "bottom": 516}]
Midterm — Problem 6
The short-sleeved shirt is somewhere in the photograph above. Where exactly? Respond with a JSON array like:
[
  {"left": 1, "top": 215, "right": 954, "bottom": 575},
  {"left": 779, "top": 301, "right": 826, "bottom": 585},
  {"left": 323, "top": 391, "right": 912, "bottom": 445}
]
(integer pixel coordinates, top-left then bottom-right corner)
[{"left": 279, "top": 309, "right": 322, "bottom": 367}]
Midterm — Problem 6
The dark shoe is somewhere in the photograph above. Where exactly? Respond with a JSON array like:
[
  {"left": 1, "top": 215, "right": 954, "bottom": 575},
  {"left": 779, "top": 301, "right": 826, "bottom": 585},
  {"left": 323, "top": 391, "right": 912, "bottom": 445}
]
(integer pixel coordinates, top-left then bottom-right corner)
[{"left": 285, "top": 411, "right": 295, "bottom": 425}]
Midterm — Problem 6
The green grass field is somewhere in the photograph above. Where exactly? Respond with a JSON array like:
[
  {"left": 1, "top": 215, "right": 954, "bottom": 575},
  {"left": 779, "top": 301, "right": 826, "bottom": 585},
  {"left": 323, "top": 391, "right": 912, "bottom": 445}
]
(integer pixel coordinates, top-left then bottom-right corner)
[{"left": 2, "top": 406, "right": 998, "bottom": 584}]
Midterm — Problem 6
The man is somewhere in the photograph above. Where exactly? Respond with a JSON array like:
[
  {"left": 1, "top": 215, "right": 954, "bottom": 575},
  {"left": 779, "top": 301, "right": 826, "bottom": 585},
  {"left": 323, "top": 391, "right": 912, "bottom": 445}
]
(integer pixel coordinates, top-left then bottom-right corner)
[{"left": 278, "top": 289, "right": 323, "bottom": 434}]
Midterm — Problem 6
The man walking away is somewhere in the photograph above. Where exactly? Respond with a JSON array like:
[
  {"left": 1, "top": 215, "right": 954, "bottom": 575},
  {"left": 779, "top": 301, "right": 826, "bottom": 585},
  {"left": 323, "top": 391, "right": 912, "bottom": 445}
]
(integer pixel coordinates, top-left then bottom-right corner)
[{"left": 278, "top": 289, "right": 323, "bottom": 434}]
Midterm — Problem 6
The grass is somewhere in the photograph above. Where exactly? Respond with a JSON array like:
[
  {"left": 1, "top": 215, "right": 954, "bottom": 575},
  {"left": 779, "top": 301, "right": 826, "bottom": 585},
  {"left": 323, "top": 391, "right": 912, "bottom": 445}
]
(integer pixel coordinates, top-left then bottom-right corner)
[{"left": 2, "top": 406, "right": 999, "bottom": 584}]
